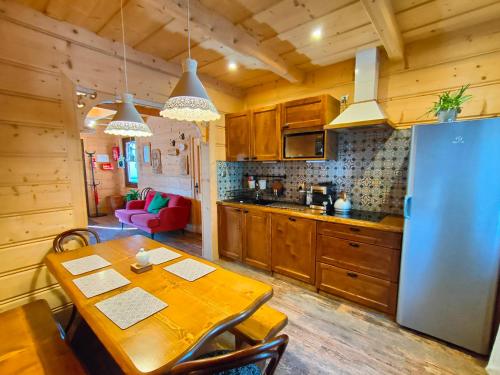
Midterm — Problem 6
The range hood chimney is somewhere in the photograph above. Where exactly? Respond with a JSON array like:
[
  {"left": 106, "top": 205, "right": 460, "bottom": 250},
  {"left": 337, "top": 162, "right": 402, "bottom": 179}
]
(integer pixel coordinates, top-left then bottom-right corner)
[{"left": 325, "top": 48, "right": 394, "bottom": 130}]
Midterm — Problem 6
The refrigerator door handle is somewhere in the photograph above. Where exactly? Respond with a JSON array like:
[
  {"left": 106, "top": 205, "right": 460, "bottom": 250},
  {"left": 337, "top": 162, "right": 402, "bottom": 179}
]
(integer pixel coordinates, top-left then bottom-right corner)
[{"left": 404, "top": 195, "right": 412, "bottom": 219}]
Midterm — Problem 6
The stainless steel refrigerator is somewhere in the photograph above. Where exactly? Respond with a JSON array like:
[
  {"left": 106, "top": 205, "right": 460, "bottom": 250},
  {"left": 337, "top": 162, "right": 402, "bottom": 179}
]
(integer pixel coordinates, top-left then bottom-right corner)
[{"left": 397, "top": 118, "right": 500, "bottom": 354}]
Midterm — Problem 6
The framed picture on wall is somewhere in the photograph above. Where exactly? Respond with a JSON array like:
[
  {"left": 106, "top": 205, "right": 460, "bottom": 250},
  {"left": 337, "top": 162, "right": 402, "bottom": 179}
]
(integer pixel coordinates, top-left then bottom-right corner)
[{"left": 143, "top": 143, "right": 151, "bottom": 165}]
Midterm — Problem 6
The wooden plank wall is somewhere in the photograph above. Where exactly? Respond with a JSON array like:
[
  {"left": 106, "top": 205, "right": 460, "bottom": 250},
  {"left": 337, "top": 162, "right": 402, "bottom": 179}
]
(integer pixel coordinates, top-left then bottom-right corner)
[
  {"left": 136, "top": 117, "right": 202, "bottom": 233},
  {"left": 0, "top": 62, "right": 85, "bottom": 313},
  {"left": 80, "top": 127, "right": 126, "bottom": 215},
  {"left": 0, "top": 0, "right": 243, "bottom": 312},
  {"left": 244, "top": 19, "right": 500, "bottom": 128}
]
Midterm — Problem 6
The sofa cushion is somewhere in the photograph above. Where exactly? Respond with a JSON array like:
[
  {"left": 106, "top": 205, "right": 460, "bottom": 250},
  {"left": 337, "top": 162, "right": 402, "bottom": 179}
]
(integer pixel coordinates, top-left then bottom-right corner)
[
  {"left": 144, "top": 191, "right": 158, "bottom": 210},
  {"left": 167, "top": 194, "right": 185, "bottom": 207},
  {"left": 115, "top": 209, "right": 147, "bottom": 223},
  {"left": 131, "top": 213, "right": 160, "bottom": 228},
  {"left": 147, "top": 193, "right": 170, "bottom": 214}
]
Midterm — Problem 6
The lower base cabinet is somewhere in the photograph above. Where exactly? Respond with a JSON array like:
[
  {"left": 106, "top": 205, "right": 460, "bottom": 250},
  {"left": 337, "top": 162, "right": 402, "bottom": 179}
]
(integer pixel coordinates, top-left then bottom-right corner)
[
  {"left": 271, "top": 214, "right": 316, "bottom": 284},
  {"left": 217, "top": 205, "right": 243, "bottom": 260},
  {"left": 218, "top": 205, "right": 271, "bottom": 270},
  {"left": 243, "top": 208, "right": 271, "bottom": 271},
  {"left": 316, "top": 262, "right": 398, "bottom": 314}
]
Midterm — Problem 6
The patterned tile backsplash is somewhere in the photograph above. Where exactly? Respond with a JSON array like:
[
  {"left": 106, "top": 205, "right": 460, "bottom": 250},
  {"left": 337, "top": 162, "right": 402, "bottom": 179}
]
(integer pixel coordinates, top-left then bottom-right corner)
[{"left": 217, "top": 128, "right": 411, "bottom": 215}]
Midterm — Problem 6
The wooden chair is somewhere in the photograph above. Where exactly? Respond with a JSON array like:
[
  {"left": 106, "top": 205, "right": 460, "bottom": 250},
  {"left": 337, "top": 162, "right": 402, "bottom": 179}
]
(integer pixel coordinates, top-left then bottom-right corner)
[
  {"left": 53, "top": 228, "right": 101, "bottom": 335},
  {"left": 0, "top": 300, "right": 86, "bottom": 375},
  {"left": 140, "top": 186, "right": 153, "bottom": 200},
  {"left": 169, "top": 334, "right": 289, "bottom": 375},
  {"left": 53, "top": 228, "right": 101, "bottom": 253},
  {"left": 231, "top": 305, "right": 288, "bottom": 346}
]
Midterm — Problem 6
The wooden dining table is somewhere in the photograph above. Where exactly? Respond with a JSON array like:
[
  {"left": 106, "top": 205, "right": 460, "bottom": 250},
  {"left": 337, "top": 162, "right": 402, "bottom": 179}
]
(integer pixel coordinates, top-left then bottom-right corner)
[{"left": 44, "top": 235, "right": 273, "bottom": 375}]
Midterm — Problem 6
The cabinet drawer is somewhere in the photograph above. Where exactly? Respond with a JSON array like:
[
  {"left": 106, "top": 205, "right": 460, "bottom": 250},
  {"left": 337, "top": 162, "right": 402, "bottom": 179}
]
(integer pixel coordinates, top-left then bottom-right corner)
[
  {"left": 317, "top": 222, "right": 402, "bottom": 249},
  {"left": 316, "top": 263, "right": 398, "bottom": 314},
  {"left": 317, "top": 235, "right": 400, "bottom": 281}
]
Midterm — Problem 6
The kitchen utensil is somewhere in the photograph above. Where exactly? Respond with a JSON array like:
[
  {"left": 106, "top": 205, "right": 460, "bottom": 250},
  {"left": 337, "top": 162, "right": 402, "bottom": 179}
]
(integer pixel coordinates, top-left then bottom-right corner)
[{"left": 334, "top": 191, "right": 352, "bottom": 212}]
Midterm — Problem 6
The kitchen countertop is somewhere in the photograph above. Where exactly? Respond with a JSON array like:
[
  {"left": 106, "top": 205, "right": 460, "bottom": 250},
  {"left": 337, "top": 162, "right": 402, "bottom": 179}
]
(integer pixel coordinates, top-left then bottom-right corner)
[{"left": 217, "top": 200, "right": 404, "bottom": 233}]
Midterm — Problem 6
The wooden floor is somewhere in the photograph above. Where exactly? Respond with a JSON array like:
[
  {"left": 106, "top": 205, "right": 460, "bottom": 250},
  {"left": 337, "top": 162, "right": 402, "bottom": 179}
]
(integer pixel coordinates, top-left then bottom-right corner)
[
  {"left": 87, "top": 215, "right": 202, "bottom": 256},
  {"left": 216, "top": 260, "right": 487, "bottom": 375},
  {"left": 81, "top": 216, "right": 486, "bottom": 374}
]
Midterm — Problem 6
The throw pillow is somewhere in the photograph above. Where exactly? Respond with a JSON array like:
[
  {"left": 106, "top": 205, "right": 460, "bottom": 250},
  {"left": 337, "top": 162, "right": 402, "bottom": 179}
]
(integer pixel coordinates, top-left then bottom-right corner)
[{"left": 147, "top": 193, "right": 170, "bottom": 214}]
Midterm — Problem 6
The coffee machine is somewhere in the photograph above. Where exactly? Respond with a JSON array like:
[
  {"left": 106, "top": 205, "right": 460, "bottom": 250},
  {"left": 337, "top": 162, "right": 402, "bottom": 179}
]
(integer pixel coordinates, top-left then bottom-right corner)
[{"left": 309, "top": 183, "right": 335, "bottom": 211}]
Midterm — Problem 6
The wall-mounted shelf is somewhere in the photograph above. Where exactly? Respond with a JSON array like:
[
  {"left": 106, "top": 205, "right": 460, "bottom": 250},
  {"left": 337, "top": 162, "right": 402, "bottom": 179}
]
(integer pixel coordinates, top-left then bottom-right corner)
[{"left": 244, "top": 173, "right": 286, "bottom": 179}]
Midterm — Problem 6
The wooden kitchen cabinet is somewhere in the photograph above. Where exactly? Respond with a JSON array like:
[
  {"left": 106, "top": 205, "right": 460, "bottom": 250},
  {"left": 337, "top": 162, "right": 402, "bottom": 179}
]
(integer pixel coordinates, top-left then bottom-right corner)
[
  {"left": 225, "top": 105, "right": 280, "bottom": 161},
  {"left": 281, "top": 95, "right": 339, "bottom": 130},
  {"left": 316, "top": 262, "right": 398, "bottom": 315},
  {"left": 271, "top": 214, "right": 316, "bottom": 284},
  {"left": 250, "top": 105, "right": 280, "bottom": 161},
  {"left": 317, "top": 235, "right": 401, "bottom": 282},
  {"left": 243, "top": 208, "right": 271, "bottom": 270},
  {"left": 217, "top": 205, "right": 243, "bottom": 260},
  {"left": 225, "top": 111, "right": 251, "bottom": 161}
]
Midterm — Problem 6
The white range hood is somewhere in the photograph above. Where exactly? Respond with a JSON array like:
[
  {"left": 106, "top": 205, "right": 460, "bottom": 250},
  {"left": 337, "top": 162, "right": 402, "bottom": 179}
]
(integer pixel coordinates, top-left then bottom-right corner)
[{"left": 325, "top": 48, "right": 395, "bottom": 130}]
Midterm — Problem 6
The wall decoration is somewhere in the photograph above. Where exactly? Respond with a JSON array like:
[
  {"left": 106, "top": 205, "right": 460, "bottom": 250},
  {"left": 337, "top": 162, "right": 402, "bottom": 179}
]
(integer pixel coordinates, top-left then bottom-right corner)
[
  {"left": 165, "top": 154, "right": 189, "bottom": 176},
  {"left": 167, "top": 147, "right": 179, "bottom": 156},
  {"left": 96, "top": 154, "right": 110, "bottom": 163},
  {"left": 101, "top": 163, "right": 114, "bottom": 170},
  {"left": 143, "top": 143, "right": 151, "bottom": 165},
  {"left": 151, "top": 148, "right": 162, "bottom": 174},
  {"left": 112, "top": 146, "right": 120, "bottom": 161},
  {"left": 117, "top": 156, "right": 125, "bottom": 169}
]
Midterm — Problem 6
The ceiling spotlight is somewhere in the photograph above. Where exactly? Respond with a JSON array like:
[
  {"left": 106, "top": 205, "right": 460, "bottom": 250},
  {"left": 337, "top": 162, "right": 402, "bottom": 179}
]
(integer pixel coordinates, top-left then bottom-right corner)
[
  {"left": 311, "top": 27, "right": 322, "bottom": 40},
  {"left": 228, "top": 61, "right": 238, "bottom": 71},
  {"left": 76, "top": 97, "right": 85, "bottom": 108}
]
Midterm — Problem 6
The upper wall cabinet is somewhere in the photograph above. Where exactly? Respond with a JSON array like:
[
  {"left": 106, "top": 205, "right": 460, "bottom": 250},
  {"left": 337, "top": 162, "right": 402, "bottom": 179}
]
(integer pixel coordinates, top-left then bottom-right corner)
[
  {"left": 250, "top": 105, "right": 280, "bottom": 161},
  {"left": 282, "top": 95, "right": 339, "bottom": 131},
  {"left": 225, "top": 105, "right": 281, "bottom": 161},
  {"left": 225, "top": 111, "right": 251, "bottom": 161}
]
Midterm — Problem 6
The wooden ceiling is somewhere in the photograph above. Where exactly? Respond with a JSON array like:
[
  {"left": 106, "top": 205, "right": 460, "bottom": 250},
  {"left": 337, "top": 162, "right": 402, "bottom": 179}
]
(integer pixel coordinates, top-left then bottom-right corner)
[{"left": 15, "top": 0, "right": 500, "bottom": 90}]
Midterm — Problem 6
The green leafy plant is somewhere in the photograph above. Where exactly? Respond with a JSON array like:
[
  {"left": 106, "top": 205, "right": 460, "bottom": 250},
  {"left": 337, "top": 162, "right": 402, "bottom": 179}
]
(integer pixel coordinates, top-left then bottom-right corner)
[
  {"left": 424, "top": 84, "right": 472, "bottom": 117},
  {"left": 124, "top": 189, "right": 139, "bottom": 202}
]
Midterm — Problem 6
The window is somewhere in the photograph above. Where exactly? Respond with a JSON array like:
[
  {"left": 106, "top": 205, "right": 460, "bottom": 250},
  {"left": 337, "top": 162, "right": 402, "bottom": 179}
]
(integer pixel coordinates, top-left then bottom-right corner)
[{"left": 122, "top": 137, "right": 138, "bottom": 187}]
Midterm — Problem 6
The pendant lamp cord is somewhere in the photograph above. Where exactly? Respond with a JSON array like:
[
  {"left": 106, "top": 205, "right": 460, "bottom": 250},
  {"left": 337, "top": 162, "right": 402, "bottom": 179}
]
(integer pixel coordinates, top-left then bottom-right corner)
[
  {"left": 120, "top": 0, "right": 129, "bottom": 93},
  {"left": 187, "top": 0, "right": 191, "bottom": 59}
]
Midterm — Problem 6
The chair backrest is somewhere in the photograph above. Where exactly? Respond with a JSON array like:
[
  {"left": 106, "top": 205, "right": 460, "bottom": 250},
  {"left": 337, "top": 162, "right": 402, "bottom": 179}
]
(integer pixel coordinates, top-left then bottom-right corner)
[
  {"left": 53, "top": 228, "right": 101, "bottom": 253},
  {"left": 169, "top": 334, "right": 289, "bottom": 375},
  {"left": 140, "top": 187, "right": 153, "bottom": 200}
]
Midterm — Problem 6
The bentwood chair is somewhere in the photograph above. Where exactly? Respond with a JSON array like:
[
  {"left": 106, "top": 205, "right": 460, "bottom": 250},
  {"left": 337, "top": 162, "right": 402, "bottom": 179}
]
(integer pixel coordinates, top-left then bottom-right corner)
[
  {"left": 53, "top": 228, "right": 101, "bottom": 253},
  {"left": 169, "top": 334, "right": 289, "bottom": 375},
  {"left": 139, "top": 186, "right": 153, "bottom": 200},
  {"left": 52, "top": 228, "right": 101, "bottom": 335}
]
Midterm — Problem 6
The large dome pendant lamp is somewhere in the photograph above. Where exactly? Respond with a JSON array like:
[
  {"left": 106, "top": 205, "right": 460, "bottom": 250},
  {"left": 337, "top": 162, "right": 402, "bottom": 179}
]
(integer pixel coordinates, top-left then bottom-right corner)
[
  {"left": 160, "top": 0, "right": 221, "bottom": 122},
  {"left": 105, "top": 0, "right": 152, "bottom": 137}
]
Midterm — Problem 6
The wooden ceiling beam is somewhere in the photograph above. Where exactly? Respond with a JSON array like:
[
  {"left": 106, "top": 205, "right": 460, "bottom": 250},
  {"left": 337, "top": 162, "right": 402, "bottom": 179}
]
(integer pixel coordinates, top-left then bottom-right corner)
[
  {"left": 156, "top": 0, "right": 304, "bottom": 83},
  {"left": 360, "top": 0, "right": 404, "bottom": 60}
]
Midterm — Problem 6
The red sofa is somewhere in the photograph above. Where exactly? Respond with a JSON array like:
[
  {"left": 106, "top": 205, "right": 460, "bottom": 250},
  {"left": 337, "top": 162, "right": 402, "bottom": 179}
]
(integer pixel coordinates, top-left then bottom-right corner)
[{"left": 115, "top": 191, "right": 191, "bottom": 238}]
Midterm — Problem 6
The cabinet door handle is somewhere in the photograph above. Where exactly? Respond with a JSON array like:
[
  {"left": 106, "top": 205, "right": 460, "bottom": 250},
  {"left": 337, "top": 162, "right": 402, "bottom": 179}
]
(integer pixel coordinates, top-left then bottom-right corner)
[
  {"left": 347, "top": 272, "right": 358, "bottom": 278},
  {"left": 349, "top": 227, "right": 361, "bottom": 232},
  {"left": 349, "top": 242, "right": 360, "bottom": 248},
  {"left": 243, "top": 157, "right": 250, "bottom": 161},
  {"left": 252, "top": 157, "right": 257, "bottom": 160},
  {"left": 243, "top": 210, "right": 249, "bottom": 213},
  {"left": 288, "top": 217, "right": 296, "bottom": 222}
]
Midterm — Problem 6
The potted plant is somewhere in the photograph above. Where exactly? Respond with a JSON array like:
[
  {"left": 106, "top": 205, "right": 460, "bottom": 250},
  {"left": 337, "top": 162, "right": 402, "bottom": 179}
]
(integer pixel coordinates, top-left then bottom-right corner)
[
  {"left": 124, "top": 189, "right": 140, "bottom": 202},
  {"left": 426, "top": 84, "right": 472, "bottom": 123}
]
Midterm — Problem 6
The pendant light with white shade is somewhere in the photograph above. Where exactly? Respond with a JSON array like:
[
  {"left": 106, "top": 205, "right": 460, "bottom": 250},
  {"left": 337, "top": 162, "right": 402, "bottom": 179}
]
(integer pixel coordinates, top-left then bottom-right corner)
[
  {"left": 105, "top": 0, "right": 152, "bottom": 137},
  {"left": 160, "top": 0, "right": 221, "bottom": 122}
]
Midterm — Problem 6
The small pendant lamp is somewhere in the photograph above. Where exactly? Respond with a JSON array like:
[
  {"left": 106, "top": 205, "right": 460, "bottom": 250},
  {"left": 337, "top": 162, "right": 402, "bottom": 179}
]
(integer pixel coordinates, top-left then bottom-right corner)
[
  {"left": 160, "top": 0, "right": 220, "bottom": 122},
  {"left": 105, "top": 0, "right": 152, "bottom": 137}
]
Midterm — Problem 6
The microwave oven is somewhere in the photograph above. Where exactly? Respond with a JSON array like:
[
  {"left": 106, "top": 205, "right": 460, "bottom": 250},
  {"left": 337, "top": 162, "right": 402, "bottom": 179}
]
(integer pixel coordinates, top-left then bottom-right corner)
[{"left": 283, "top": 131, "right": 325, "bottom": 159}]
